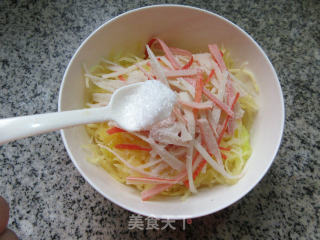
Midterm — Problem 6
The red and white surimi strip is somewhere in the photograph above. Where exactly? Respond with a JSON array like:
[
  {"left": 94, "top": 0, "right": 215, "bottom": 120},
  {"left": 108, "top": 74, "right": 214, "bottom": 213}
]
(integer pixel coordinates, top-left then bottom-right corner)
[
  {"left": 169, "top": 47, "right": 194, "bottom": 70},
  {"left": 181, "top": 77, "right": 234, "bottom": 117},
  {"left": 145, "top": 38, "right": 193, "bottom": 70},
  {"left": 208, "top": 44, "right": 227, "bottom": 72},
  {"left": 140, "top": 157, "right": 204, "bottom": 200},
  {"left": 202, "top": 88, "right": 234, "bottom": 117}
]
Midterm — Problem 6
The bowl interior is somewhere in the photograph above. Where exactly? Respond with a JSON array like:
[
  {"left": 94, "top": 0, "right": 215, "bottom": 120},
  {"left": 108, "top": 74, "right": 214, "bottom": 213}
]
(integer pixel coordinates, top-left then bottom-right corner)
[{"left": 59, "top": 5, "right": 284, "bottom": 219}]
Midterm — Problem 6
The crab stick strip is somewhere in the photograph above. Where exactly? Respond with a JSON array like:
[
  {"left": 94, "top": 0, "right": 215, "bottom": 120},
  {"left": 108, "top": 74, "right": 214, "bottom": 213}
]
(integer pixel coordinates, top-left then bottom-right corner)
[
  {"left": 183, "top": 77, "right": 234, "bottom": 117},
  {"left": 141, "top": 171, "right": 187, "bottom": 201},
  {"left": 194, "top": 141, "right": 240, "bottom": 179},
  {"left": 169, "top": 47, "right": 194, "bottom": 69},
  {"left": 208, "top": 44, "right": 227, "bottom": 72},
  {"left": 183, "top": 78, "right": 234, "bottom": 117},
  {"left": 202, "top": 88, "right": 234, "bottom": 117},
  {"left": 145, "top": 38, "right": 181, "bottom": 69},
  {"left": 145, "top": 38, "right": 194, "bottom": 70}
]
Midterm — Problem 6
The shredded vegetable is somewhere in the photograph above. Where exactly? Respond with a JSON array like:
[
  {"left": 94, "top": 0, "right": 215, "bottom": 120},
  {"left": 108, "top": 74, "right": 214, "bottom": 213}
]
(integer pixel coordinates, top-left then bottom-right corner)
[{"left": 84, "top": 39, "right": 258, "bottom": 200}]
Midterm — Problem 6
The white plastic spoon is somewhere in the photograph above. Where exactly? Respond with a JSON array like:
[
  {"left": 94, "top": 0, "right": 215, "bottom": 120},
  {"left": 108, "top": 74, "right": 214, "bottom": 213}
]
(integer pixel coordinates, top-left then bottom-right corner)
[{"left": 0, "top": 80, "right": 176, "bottom": 145}]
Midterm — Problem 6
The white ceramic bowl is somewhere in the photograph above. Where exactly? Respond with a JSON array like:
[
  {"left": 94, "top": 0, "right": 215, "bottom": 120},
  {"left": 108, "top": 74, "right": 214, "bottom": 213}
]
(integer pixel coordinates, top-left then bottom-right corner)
[{"left": 58, "top": 5, "right": 284, "bottom": 219}]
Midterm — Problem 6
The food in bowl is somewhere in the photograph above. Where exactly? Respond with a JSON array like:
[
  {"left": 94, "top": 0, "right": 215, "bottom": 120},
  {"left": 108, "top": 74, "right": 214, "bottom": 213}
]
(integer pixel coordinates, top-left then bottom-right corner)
[
  {"left": 59, "top": 5, "right": 284, "bottom": 219},
  {"left": 83, "top": 38, "right": 259, "bottom": 200}
]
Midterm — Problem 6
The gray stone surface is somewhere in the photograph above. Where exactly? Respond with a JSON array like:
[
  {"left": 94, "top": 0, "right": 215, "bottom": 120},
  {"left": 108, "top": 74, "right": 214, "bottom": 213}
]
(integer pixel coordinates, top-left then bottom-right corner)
[{"left": 0, "top": 0, "right": 319, "bottom": 239}]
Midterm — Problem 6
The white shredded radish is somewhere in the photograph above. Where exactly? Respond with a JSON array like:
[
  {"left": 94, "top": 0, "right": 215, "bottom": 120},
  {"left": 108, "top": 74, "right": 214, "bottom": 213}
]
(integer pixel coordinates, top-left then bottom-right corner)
[
  {"left": 210, "top": 58, "right": 225, "bottom": 87},
  {"left": 89, "top": 79, "right": 127, "bottom": 92},
  {"left": 179, "top": 92, "right": 196, "bottom": 137},
  {"left": 133, "top": 133, "right": 185, "bottom": 171},
  {"left": 228, "top": 72, "right": 258, "bottom": 99},
  {"left": 177, "top": 77, "right": 195, "bottom": 98},
  {"left": 126, "top": 70, "right": 148, "bottom": 83},
  {"left": 98, "top": 144, "right": 163, "bottom": 177},
  {"left": 150, "top": 121, "right": 192, "bottom": 146},
  {"left": 151, "top": 162, "right": 169, "bottom": 175},
  {"left": 83, "top": 63, "right": 90, "bottom": 88},
  {"left": 137, "top": 158, "right": 162, "bottom": 170},
  {"left": 101, "top": 64, "right": 138, "bottom": 79},
  {"left": 165, "top": 69, "right": 199, "bottom": 78},
  {"left": 193, "top": 53, "right": 214, "bottom": 74},
  {"left": 168, "top": 79, "right": 188, "bottom": 92},
  {"left": 234, "top": 102, "right": 245, "bottom": 119},
  {"left": 194, "top": 141, "right": 241, "bottom": 179},
  {"left": 201, "top": 163, "right": 207, "bottom": 174},
  {"left": 135, "top": 63, "right": 152, "bottom": 79},
  {"left": 158, "top": 56, "right": 175, "bottom": 70},
  {"left": 206, "top": 110, "right": 219, "bottom": 137},
  {"left": 211, "top": 108, "right": 221, "bottom": 131},
  {"left": 85, "top": 77, "right": 90, "bottom": 88},
  {"left": 86, "top": 102, "right": 108, "bottom": 108},
  {"left": 107, "top": 65, "right": 126, "bottom": 72},
  {"left": 150, "top": 142, "right": 185, "bottom": 171},
  {"left": 186, "top": 143, "right": 197, "bottom": 193},
  {"left": 154, "top": 114, "right": 176, "bottom": 127},
  {"left": 173, "top": 106, "right": 188, "bottom": 125},
  {"left": 92, "top": 93, "right": 112, "bottom": 104},
  {"left": 101, "top": 58, "right": 123, "bottom": 66},
  {"left": 216, "top": 71, "right": 228, "bottom": 102},
  {"left": 170, "top": 146, "right": 188, "bottom": 158},
  {"left": 85, "top": 73, "right": 105, "bottom": 81},
  {"left": 175, "top": 55, "right": 190, "bottom": 66},
  {"left": 146, "top": 45, "right": 169, "bottom": 85},
  {"left": 192, "top": 153, "right": 203, "bottom": 171}
]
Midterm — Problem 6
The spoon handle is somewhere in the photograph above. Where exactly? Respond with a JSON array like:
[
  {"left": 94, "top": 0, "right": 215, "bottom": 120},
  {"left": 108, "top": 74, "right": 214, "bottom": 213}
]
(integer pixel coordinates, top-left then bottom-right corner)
[{"left": 0, "top": 107, "right": 112, "bottom": 145}]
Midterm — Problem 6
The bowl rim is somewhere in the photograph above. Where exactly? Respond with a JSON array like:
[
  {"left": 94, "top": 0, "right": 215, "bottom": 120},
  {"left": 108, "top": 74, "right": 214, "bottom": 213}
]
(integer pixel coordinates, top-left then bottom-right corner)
[{"left": 58, "top": 4, "right": 285, "bottom": 219}]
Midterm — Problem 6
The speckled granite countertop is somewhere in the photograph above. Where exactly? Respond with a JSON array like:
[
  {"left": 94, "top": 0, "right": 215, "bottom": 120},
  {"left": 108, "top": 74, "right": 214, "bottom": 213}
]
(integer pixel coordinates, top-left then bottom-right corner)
[{"left": 0, "top": 0, "right": 319, "bottom": 239}]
